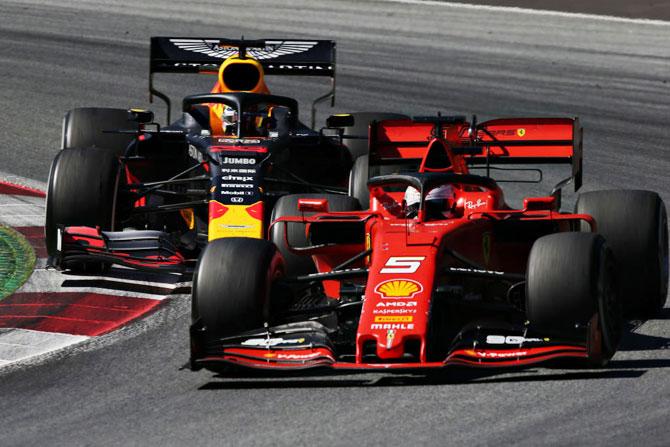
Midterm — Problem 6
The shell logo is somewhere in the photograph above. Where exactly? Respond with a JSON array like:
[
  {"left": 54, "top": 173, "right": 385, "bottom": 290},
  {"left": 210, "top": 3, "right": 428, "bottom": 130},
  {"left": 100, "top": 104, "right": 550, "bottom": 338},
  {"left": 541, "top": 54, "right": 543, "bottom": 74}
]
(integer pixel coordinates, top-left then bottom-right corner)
[{"left": 375, "top": 279, "right": 423, "bottom": 299}]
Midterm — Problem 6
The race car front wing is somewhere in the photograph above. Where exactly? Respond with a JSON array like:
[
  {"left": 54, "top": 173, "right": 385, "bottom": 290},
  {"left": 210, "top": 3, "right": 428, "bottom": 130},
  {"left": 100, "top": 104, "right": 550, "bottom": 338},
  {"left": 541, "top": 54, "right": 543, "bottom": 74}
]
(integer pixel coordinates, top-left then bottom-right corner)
[
  {"left": 190, "top": 321, "right": 589, "bottom": 372},
  {"left": 51, "top": 226, "right": 191, "bottom": 272}
]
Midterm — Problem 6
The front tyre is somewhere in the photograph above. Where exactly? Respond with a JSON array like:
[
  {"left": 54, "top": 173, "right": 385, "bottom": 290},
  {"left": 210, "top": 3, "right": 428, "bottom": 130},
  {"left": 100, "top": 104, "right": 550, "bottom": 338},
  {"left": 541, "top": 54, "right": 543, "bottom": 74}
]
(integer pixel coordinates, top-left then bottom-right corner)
[
  {"left": 45, "top": 147, "right": 120, "bottom": 269},
  {"left": 526, "top": 232, "right": 622, "bottom": 366},
  {"left": 192, "top": 238, "right": 285, "bottom": 336}
]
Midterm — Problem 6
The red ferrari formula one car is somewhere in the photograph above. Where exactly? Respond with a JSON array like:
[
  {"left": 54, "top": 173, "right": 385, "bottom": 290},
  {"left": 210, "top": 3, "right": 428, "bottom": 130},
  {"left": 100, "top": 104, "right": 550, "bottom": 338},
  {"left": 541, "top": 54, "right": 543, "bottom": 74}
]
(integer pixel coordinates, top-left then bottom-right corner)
[{"left": 190, "top": 115, "right": 668, "bottom": 372}]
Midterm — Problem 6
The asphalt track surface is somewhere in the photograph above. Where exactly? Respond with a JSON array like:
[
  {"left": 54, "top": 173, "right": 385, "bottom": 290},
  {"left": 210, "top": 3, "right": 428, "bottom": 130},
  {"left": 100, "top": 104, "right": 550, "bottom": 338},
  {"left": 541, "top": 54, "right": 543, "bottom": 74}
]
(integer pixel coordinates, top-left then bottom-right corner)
[
  {"left": 450, "top": 0, "right": 670, "bottom": 21},
  {"left": 1, "top": 0, "right": 669, "bottom": 445}
]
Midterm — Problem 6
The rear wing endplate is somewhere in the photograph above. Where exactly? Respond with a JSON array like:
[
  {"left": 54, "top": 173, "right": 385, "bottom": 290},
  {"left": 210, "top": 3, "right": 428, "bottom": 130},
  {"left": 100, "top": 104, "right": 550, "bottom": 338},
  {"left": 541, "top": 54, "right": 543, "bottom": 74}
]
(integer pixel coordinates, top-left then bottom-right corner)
[
  {"left": 149, "top": 37, "right": 336, "bottom": 124},
  {"left": 472, "top": 117, "right": 583, "bottom": 191}
]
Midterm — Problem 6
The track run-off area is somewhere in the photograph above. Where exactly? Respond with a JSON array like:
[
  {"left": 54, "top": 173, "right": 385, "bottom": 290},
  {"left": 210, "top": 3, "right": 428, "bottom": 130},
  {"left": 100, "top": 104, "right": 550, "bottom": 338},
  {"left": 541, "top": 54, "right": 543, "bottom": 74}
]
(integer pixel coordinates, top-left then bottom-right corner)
[
  {"left": 0, "top": 1, "right": 668, "bottom": 445},
  {"left": 0, "top": 176, "right": 190, "bottom": 367}
]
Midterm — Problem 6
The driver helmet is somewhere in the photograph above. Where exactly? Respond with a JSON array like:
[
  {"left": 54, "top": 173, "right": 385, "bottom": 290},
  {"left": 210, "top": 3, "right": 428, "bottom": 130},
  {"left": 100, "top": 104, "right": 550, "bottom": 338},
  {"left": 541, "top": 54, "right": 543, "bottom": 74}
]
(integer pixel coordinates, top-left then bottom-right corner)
[
  {"left": 221, "top": 106, "right": 238, "bottom": 135},
  {"left": 404, "top": 184, "right": 457, "bottom": 219}
]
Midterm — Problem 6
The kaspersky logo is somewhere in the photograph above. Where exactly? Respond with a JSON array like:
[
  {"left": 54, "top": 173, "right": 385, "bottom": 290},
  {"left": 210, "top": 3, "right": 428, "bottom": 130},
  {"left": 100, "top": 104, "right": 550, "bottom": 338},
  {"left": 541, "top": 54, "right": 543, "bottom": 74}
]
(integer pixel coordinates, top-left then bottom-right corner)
[{"left": 374, "top": 279, "right": 423, "bottom": 299}]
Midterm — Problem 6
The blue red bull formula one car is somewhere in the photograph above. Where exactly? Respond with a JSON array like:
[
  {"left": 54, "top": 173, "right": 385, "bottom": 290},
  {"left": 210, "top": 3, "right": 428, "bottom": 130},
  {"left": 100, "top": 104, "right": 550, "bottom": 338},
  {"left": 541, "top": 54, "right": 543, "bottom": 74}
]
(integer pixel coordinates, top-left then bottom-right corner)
[
  {"left": 45, "top": 37, "right": 375, "bottom": 272},
  {"left": 189, "top": 115, "right": 668, "bottom": 373}
]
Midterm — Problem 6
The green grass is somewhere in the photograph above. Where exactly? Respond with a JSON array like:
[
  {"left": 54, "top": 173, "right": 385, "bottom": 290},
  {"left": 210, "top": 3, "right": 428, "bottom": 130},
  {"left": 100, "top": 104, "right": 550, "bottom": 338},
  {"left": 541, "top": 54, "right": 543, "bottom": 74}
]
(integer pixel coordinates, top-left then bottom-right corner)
[{"left": 0, "top": 225, "right": 36, "bottom": 300}]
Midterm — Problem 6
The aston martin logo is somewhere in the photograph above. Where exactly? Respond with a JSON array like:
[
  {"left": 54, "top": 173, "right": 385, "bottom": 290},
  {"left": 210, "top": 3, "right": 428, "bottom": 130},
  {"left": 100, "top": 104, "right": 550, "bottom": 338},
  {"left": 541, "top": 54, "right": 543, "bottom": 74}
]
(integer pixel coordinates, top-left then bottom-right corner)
[
  {"left": 169, "top": 39, "right": 318, "bottom": 60},
  {"left": 375, "top": 279, "right": 423, "bottom": 299}
]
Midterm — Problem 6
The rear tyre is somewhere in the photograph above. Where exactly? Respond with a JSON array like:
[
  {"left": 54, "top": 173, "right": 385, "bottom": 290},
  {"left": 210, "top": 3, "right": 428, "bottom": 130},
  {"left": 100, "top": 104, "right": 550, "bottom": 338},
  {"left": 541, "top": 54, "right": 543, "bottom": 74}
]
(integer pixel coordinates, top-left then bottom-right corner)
[
  {"left": 576, "top": 190, "right": 668, "bottom": 317},
  {"left": 526, "top": 232, "right": 622, "bottom": 365},
  {"left": 340, "top": 112, "right": 409, "bottom": 160},
  {"left": 45, "top": 147, "right": 120, "bottom": 271},
  {"left": 193, "top": 238, "right": 284, "bottom": 336},
  {"left": 62, "top": 107, "right": 135, "bottom": 155},
  {"left": 348, "top": 153, "right": 419, "bottom": 211},
  {"left": 270, "top": 194, "right": 361, "bottom": 277},
  {"left": 348, "top": 155, "right": 370, "bottom": 210}
]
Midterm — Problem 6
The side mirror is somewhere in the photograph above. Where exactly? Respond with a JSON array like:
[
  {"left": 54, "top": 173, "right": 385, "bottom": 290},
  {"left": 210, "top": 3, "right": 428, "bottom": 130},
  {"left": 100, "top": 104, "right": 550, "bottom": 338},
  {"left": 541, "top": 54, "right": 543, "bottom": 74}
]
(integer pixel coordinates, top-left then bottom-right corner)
[
  {"left": 326, "top": 114, "right": 354, "bottom": 128},
  {"left": 297, "top": 198, "right": 329, "bottom": 213},
  {"left": 523, "top": 196, "right": 557, "bottom": 211},
  {"left": 128, "top": 108, "right": 154, "bottom": 124}
]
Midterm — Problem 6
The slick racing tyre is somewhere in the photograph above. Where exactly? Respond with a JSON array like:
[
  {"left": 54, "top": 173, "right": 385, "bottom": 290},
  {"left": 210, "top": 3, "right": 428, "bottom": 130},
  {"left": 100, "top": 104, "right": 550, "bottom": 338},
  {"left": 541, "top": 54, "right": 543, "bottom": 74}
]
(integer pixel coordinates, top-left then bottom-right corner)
[
  {"left": 192, "top": 238, "right": 285, "bottom": 336},
  {"left": 348, "top": 155, "right": 411, "bottom": 210},
  {"left": 576, "top": 190, "right": 668, "bottom": 318},
  {"left": 526, "top": 232, "right": 622, "bottom": 366},
  {"left": 270, "top": 194, "right": 361, "bottom": 277},
  {"left": 62, "top": 107, "right": 135, "bottom": 155},
  {"left": 348, "top": 155, "right": 370, "bottom": 210},
  {"left": 45, "top": 147, "right": 120, "bottom": 270},
  {"left": 339, "top": 112, "right": 409, "bottom": 160}
]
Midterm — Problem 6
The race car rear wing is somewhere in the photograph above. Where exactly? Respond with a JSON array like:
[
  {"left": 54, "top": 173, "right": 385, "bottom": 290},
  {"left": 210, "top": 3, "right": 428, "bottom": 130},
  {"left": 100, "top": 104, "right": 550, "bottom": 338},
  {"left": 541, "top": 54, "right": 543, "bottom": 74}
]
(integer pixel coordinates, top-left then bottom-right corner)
[
  {"left": 470, "top": 117, "right": 583, "bottom": 191},
  {"left": 369, "top": 116, "right": 583, "bottom": 191},
  {"left": 149, "top": 37, "right": 336, "bottom": 124}
]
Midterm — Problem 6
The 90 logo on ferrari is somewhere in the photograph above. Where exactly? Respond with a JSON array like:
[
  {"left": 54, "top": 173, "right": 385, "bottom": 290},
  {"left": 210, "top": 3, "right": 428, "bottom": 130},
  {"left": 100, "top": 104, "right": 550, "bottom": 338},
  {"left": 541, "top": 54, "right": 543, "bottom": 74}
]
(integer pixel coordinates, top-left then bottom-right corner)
[{"left": 380, "top": 256, "right": 425, "bottom": 274}]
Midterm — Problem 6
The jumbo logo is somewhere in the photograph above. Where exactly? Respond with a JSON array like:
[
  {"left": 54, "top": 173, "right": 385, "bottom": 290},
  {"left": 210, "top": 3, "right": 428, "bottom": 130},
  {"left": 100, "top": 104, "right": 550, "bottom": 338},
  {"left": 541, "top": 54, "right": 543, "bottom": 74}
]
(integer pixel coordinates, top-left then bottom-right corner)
[
  {"left": 375, "top": 279, "right": 423, "bottom": 299},
  {"left": 222, "top": 157, "right": 256, "bottom": 165}
]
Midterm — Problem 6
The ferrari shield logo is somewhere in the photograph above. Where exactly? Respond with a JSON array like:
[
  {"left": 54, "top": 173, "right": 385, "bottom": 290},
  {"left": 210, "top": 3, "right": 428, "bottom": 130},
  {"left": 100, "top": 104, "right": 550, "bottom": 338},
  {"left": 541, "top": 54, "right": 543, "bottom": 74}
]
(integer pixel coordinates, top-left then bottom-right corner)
[
  {"left": 517, "top": 128, "right": 526, "bottom": 137},
  {"left": 482, "top": 232, "right": 491, "bottom": 266},
  {"left": 386, "top": 330, "right": 396, "bottom": 349}
]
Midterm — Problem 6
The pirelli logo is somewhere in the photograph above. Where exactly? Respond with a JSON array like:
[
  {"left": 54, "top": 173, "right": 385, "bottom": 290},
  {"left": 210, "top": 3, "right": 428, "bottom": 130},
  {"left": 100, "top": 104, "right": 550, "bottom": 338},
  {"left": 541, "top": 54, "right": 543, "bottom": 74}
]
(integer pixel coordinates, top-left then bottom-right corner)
[{"left": 373, "top": 316, "right": 413, "bottom": 323}]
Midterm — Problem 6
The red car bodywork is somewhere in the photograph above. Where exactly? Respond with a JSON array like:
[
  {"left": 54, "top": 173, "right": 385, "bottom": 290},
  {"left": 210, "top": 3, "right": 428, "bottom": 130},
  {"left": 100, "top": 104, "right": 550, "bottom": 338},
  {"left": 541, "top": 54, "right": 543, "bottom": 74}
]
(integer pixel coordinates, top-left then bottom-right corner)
[{"left": 193, "top": 116, "right": 606, "bottom": 372}]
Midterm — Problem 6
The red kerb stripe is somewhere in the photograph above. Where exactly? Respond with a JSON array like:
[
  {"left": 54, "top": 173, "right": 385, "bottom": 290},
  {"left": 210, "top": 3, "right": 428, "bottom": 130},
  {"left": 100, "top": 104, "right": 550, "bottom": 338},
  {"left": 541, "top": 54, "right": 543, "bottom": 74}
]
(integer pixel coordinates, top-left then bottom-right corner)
[
  {"left": 0, "top": 292, "right": 161, "bottom": 336},
  {"left": 0, "top": 181, "right": 46, "bottom": 197},
  {"left": 13, "top": 226, "right": 47, "bottom": 258}
]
